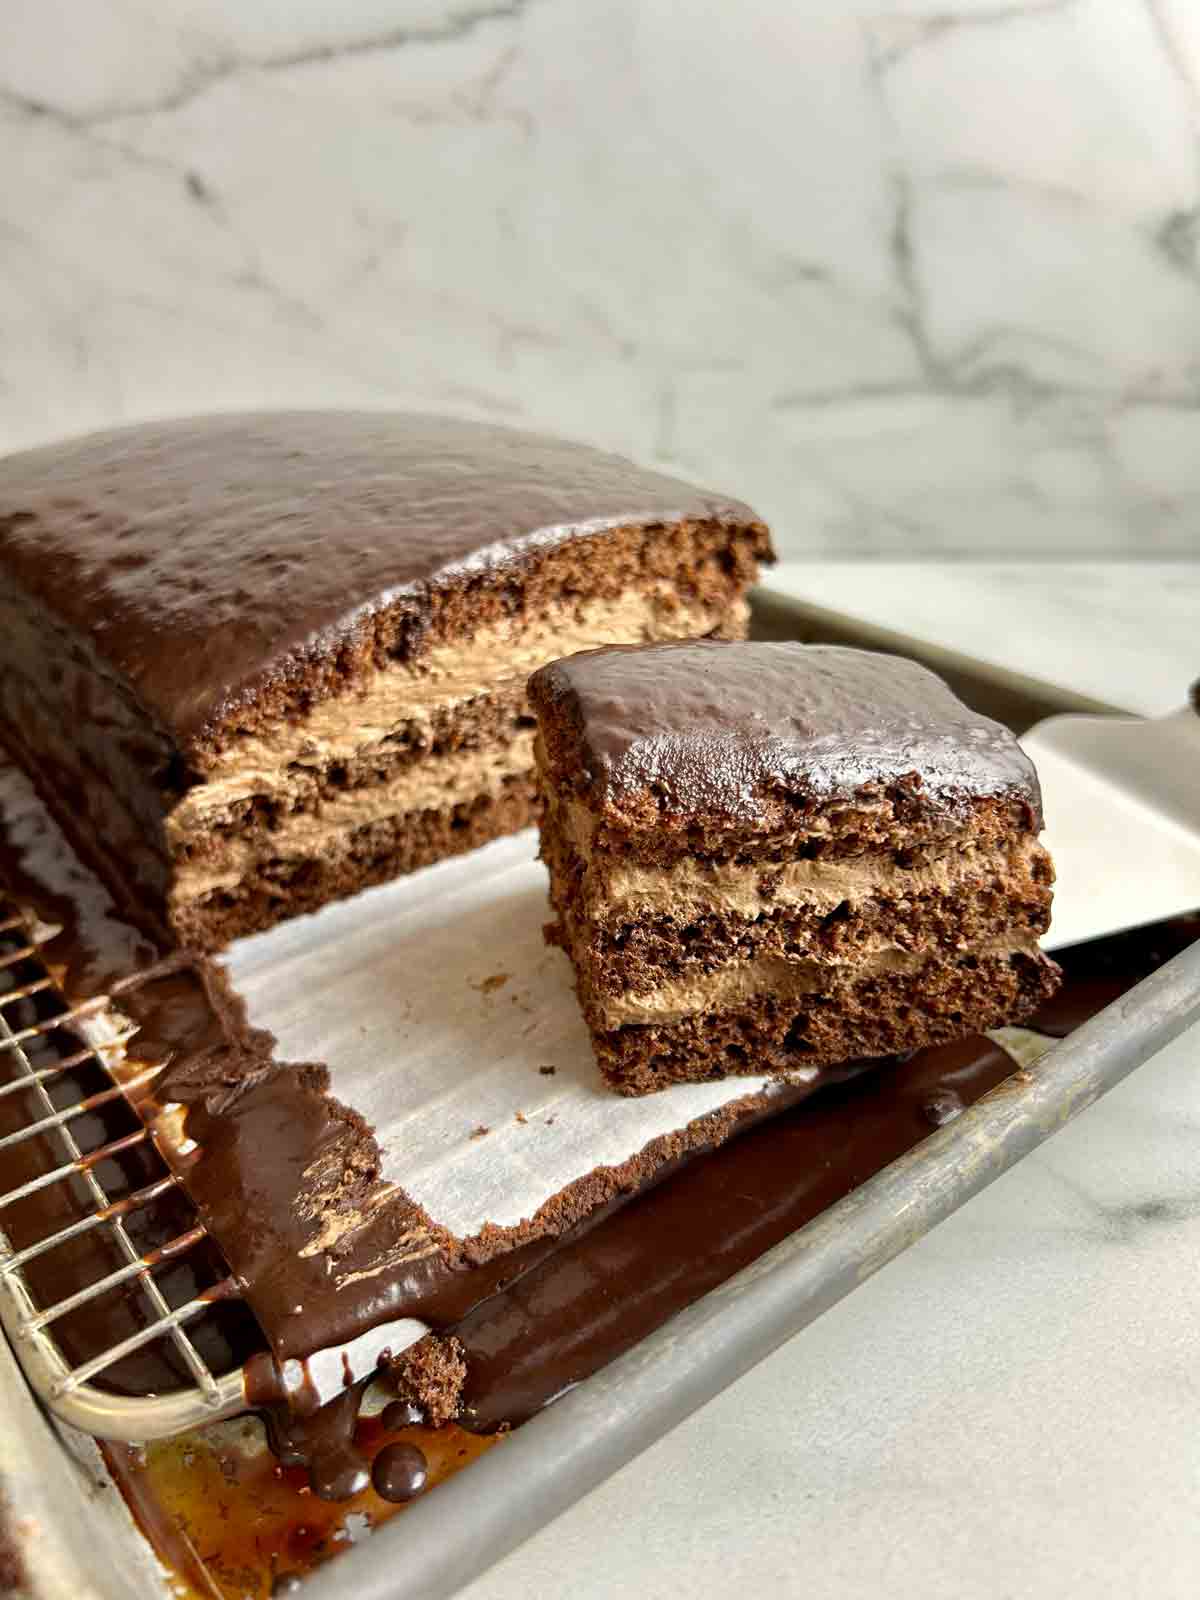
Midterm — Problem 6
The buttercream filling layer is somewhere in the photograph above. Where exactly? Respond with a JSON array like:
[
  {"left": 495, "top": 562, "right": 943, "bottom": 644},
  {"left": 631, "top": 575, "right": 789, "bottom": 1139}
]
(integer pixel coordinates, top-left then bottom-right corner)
[
  {"left": 591, "top": 939, "right": 1041, "bottom": 1028},
  {"left": 169, "top": 734, "right": 536, "bottom": 904},
  {"left": 589, "top": 836, "right": 1045, "bottom": 921},
  {"left": 190, "top": 589, "right": 742, "bottom": 791},
  {"left": 165, "top": 584, "right": 740, "bottom": 907}
]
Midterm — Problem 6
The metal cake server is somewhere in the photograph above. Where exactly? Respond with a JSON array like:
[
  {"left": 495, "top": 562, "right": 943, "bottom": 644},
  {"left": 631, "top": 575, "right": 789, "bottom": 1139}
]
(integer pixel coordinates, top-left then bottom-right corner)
[{"left": 1024, "top": 700, "right": 1200, "bottom": 952}]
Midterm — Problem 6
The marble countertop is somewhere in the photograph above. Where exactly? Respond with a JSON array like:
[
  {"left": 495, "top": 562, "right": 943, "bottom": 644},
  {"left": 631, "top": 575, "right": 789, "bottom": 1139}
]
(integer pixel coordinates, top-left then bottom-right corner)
[
  {"left": 765, "top": 561, "right": 1198, "bottom": 718},
  {"left": 464, "top": 562, "right": 1200, "bottom": 1600},
  {"left": 6, "top": 2, "right": 1200, "bottom": 561}
]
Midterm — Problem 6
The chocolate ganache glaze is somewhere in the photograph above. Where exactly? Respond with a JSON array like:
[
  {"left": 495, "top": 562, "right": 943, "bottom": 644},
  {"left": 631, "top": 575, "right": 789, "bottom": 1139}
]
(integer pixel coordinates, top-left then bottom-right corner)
[
  {"left": 0, "top": 412, "right": 763, "bottom": 752},
  {"left": 530, "top": 639, "right": 1043, "bottom": 827}
]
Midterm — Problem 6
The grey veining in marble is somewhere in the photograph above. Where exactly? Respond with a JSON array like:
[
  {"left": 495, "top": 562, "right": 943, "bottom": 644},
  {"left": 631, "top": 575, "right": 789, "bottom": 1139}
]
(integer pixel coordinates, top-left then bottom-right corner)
[{"left": 3, "top": 1, "right": 1200, "bottom": 554}]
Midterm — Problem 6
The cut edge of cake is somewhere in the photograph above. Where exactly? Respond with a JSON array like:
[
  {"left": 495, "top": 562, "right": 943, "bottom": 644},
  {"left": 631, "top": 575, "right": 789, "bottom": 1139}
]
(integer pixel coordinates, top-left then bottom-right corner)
[
  {"left": 162, "top": 516, "right": 766, "bottom": 948},
  {"left": 529, "top": 639, "right": 1062, "bottom": 1096}
]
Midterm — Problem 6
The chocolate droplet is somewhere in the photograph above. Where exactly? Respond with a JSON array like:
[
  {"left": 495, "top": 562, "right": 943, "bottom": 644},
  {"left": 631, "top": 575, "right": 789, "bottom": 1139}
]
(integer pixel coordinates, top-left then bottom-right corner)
[
  {"left": 310, "top": 1445, "right": 370, "bottom": 1502},
  {"left": 381, "top": 1400, "right": 424, "bottom": 1432},
  {"left": 372, "top": 1442, "right": 428, "bottom": 1503}
]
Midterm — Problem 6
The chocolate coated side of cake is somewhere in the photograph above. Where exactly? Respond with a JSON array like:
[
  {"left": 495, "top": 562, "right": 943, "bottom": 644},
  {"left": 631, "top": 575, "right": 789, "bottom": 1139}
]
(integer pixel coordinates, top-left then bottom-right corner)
[
  {"left": 0, "top": 414, "right": 772, "bottom": 947},
  {"left": 530, "top": 641, "right": 1059, "bottom": 1094}
]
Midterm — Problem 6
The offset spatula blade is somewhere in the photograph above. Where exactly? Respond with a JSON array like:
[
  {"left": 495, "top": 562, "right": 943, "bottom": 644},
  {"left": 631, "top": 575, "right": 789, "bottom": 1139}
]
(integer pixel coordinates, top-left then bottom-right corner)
[{"left": 1022, "top": 705, "right": 1200, "bottom": 952}]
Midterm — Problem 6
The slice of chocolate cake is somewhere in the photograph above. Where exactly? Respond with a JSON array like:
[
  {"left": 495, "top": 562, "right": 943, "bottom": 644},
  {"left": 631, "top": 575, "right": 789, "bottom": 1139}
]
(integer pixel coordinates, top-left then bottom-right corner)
[
  {"left": 0, "top": 412, "right": 771, "bottom": 949},
  {"left": 529, "top": 640, "right": 1061, "bottom": 1094}
]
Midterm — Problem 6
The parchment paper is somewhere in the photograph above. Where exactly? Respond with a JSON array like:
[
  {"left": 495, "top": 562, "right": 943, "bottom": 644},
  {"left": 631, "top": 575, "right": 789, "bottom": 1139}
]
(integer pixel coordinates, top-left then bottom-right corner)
[{"left": 224, "top": 830, "right": 782, "bottom": 1243}]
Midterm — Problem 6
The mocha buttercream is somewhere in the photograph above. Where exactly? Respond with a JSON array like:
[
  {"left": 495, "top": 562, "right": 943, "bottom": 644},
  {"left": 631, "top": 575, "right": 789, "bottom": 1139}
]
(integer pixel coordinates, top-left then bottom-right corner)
[{"left": 591, "top": 938, "right": 1042, "bottom": 1027}]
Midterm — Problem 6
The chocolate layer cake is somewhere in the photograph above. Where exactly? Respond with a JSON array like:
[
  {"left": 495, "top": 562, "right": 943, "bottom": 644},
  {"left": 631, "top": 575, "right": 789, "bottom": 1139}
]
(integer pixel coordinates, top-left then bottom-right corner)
[
  {"left": 0, "top": 412, "right": 771, "bottom": 948},
  {"left": 529, "top": 640, "right": 1061, "bottom": 1093}
]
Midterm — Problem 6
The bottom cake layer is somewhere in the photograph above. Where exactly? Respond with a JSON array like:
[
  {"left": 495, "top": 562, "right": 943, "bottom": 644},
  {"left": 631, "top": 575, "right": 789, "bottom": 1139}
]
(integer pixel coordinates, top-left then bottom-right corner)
[{"left": 587, "top": 948, "right": 1061, "bottom": 1095}]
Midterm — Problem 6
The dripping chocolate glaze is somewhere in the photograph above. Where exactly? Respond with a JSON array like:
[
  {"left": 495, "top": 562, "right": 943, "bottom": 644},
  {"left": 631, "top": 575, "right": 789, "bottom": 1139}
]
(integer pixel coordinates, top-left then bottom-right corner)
[
  {"left": 0, "top": 412, "right": 765, "bottom": 753},
  {"left": 2, "top": 755, "right": 1195, "bottom": 1495},
  {"left": 529, "top": 640, "right": 1043, "bottom": 828}
]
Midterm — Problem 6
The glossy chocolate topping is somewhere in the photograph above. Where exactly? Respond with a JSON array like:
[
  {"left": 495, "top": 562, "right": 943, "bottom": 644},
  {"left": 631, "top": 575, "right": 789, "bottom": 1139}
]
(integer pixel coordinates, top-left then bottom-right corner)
[
  {"left": 530, "top": 640, "right": 1043, "bottom": 826},
  {"left": 0, "top": 412, "right": 762, "bottom": 750}
]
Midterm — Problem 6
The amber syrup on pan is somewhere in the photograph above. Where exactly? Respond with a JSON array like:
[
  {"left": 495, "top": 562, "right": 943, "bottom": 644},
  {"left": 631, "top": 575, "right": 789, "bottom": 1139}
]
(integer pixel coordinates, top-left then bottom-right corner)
[{"left": 104, "top": 1415, "right": 498, "bottom": 1599}]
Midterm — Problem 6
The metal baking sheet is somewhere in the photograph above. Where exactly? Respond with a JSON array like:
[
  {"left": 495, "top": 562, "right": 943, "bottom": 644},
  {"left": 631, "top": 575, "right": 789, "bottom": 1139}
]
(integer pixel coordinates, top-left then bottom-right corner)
[{"left": 2, "top": 585, "right": 1198, "bottom": 1600}]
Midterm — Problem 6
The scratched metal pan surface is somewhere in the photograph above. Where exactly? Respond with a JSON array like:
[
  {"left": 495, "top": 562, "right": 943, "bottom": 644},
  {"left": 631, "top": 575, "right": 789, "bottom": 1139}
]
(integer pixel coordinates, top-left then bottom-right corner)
[{"left": 1, "top": 587, "right": 1196, "bottom": 1600}]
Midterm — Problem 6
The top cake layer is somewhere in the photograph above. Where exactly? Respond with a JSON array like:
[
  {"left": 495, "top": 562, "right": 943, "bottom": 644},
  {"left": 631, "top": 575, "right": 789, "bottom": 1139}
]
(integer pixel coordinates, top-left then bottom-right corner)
[
  {"left": 529, "top": 639, "right": 1042, "bottom": 830},
  {"left": 0, "top": 412, "right": 762, "bottom": 756}
]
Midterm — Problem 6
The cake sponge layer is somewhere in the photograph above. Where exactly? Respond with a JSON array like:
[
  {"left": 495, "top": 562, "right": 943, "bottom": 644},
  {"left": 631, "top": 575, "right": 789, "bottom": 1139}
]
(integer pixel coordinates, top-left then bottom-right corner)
[{"left": 588, "top": 949, "right": 1059, "bottom": 1095}]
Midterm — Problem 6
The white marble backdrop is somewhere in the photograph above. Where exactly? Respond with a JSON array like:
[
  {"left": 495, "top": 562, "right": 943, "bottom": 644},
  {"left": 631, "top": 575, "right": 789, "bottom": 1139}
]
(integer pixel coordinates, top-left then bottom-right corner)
[{"left": 3, "top": 0, "right": 1200, "bottom": 555}]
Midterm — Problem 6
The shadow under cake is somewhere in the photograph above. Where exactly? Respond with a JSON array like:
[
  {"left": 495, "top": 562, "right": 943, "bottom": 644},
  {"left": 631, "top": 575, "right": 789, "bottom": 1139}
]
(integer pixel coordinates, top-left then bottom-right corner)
[
  {"left": 529, "top": 639, "right": 1061, "bottom": 1094},
  {"left": 0, "top": 411, "right": 771, "bottom": 949}
]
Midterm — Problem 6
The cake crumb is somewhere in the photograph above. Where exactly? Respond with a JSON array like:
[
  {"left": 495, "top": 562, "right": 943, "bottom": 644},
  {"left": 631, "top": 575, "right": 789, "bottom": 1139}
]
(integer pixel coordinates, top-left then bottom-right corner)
[
  {"left": 386, "top": 1335, "right": 466, "bottom": 1427},
  {"left": 470, "top": 1125, "right": 490, "bottom": 1139},
  {"left": 514, "top": 1110, "right": 528, "bottom": 1125},
  {"left": 476, "top": 973, "right": 509, "bottom": 994},
  {"left": 539, "top": 1065, "right": 556, "bottom": 1076}
]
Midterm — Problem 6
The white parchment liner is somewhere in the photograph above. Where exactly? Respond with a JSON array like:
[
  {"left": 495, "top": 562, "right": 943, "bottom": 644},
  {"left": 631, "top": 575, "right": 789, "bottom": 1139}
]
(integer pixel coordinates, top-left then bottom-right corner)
[{"left": 225, "top": 829, "right": 778, "bottom": 1243}]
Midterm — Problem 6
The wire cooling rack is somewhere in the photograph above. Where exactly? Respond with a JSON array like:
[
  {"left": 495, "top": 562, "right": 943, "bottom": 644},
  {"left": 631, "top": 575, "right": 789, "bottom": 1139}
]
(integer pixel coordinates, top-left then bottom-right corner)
[{"left": 0, "top": 898, "right": 250, "bottom": 1440}]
